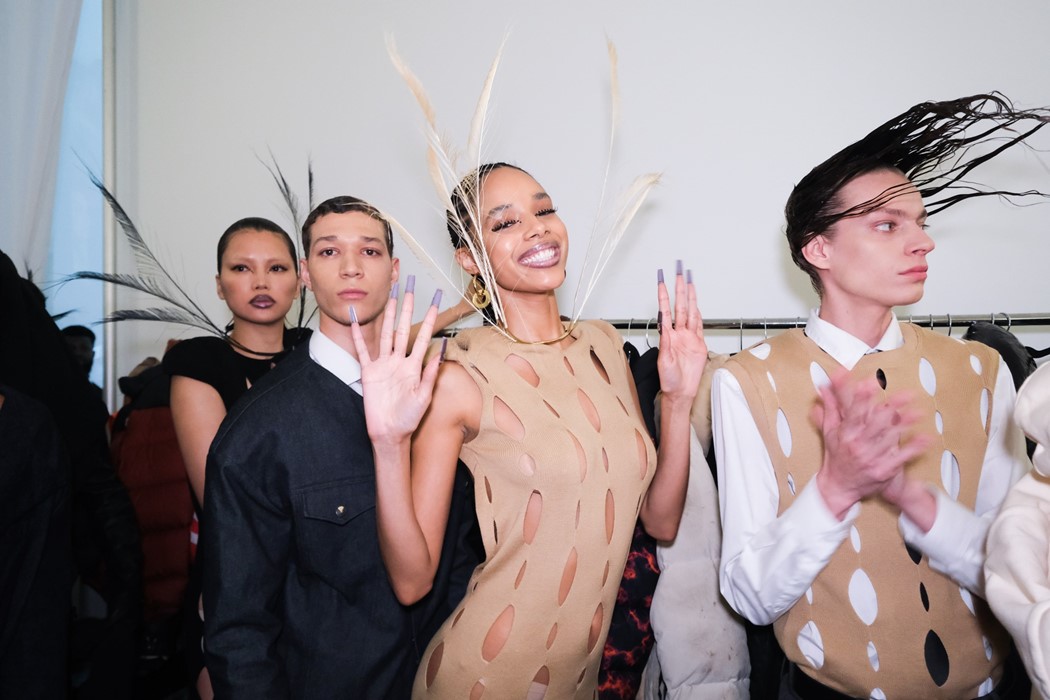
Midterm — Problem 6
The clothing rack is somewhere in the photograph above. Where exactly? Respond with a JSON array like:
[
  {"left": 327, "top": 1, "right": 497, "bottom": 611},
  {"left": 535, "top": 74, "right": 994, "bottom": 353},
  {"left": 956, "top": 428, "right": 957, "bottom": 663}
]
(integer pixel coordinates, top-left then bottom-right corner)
[
  {"left": 438, "top": 313, "right": 1050, "bottom": 341},
  {"left": 605, "top": 312, "right": 1050, "bottom": 333}
]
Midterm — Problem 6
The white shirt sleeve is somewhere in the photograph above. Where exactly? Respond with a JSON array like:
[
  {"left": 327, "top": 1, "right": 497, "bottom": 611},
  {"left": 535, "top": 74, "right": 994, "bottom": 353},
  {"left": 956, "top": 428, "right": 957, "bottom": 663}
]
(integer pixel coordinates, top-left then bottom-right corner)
[
  {"left": 714, "top": 366, "right": 858, "bottom": 625},
  {"left": 898, "top": 357, "right": 1029, "bottom": 595}
]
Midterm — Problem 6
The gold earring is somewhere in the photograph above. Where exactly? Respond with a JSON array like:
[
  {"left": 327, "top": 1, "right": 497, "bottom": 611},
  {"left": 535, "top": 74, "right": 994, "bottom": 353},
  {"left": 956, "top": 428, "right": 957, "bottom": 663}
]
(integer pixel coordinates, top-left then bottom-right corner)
[{"left": 469, "top": 276, "right": 491, "bottom": 309}]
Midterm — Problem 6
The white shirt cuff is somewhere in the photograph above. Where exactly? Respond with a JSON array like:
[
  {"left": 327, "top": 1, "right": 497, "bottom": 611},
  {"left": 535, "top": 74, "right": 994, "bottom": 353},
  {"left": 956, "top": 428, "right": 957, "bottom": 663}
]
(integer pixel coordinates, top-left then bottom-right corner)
[
  {"left": 899, "top": 488, "right": 986, "bottom": 593},
  {"left": 796, "top": 477, "right": 862, "bottom": 535}
]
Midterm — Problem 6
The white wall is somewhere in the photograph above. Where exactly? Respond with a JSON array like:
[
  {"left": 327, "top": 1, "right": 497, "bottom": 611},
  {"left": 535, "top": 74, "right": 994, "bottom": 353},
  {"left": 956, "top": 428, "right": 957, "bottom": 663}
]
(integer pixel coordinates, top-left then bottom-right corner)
[{"left": 109, "top": 0, "right": 1050, "bottom": 377}]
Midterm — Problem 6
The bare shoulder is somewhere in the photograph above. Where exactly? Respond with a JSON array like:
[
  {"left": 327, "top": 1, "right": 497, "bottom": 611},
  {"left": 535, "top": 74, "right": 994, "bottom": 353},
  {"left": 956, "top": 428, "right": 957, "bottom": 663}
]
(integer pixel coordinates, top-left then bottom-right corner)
[{"left": 427, "top": 359, "right": 482, "bottom": 441}]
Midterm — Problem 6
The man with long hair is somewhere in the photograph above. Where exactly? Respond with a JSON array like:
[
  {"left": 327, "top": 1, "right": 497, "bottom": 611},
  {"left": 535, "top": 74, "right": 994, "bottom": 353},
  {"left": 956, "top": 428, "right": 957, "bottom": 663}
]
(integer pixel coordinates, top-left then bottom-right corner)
[{"left": 715, "top": 95, "right": 1046, "bottom": 699}]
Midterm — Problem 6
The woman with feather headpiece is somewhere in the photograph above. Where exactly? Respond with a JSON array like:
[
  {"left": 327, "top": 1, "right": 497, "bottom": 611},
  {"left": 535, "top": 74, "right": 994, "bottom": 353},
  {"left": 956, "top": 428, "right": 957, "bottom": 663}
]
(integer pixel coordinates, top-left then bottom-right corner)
[
  {"left": 353, "top": 155, "right": 707, "bottom": 700},
  {"left": 162, "top": 216, "right": 304, "bottom": 700},
  {"left": 338, "top": 39, "right": 710, "bottom": 698},
  {"left": 165, "top": 217, "right": 304, "bottom": 506},
  {"left": 355, "top": 161, "right": 706, "bottom": 699}
]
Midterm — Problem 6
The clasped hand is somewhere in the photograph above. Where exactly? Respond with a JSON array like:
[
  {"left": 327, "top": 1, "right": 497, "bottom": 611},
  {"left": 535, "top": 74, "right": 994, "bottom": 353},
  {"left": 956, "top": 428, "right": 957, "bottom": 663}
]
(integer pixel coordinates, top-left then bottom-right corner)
[{"left": 813, "top": 371, "right": 933, "bottom": 520}]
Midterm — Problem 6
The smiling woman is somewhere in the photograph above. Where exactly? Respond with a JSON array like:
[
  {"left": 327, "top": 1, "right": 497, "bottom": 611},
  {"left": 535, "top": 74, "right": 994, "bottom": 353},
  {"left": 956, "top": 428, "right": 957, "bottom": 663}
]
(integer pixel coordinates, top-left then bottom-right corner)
[{"left": 357, "top": 160, "right": 710, "bottom": 698}]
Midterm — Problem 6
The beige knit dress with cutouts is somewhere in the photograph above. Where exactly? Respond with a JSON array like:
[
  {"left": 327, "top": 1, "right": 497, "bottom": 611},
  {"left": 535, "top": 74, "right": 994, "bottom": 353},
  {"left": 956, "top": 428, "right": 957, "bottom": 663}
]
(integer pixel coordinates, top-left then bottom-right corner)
[{"left": 413, "top": 321, "right": 657, "bottom": 699}]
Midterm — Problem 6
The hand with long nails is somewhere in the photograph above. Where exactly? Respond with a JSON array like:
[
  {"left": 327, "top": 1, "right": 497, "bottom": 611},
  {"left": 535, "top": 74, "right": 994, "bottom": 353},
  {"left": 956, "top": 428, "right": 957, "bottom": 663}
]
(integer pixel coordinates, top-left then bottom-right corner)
[
  {"left": 638, "top": 260, "right": 709, "bottom": 540},
  {"left": 654, "top": 259, "right": 707, "bottom": 402},
  {"left": 349, "top": 275, "right": 445, "bottom": 446}
]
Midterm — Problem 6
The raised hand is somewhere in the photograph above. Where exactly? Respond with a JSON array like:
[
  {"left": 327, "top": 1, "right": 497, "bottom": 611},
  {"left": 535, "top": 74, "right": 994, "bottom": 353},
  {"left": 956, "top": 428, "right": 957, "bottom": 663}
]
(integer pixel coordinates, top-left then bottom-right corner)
[
  {"left": 350, "top": 276, "right": 444, "bottom": 447},
  {"left": 812, "top": 371, "right": 933, "bottom": 520},
  {"left": 655, "top": 260, "right": 707, "bottom": 402}
]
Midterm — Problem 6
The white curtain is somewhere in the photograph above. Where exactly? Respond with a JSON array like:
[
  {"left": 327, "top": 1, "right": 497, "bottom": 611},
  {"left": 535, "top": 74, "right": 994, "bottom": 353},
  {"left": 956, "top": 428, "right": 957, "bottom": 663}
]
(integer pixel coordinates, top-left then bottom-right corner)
[{"left": 0, "top": 0, "right": 83, "bottom": 275}]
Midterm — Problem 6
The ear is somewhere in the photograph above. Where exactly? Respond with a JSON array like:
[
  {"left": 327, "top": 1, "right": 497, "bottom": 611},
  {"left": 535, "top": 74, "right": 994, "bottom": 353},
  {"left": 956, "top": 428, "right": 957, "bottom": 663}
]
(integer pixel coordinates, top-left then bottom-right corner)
[
  {"left": 215, "top": 273, "right": 225, "bottom": 300},
  {"left": 454, "top": 247, "right": 480, "bottom": 276},
  {"left": 802, "top": 234, "right": 833, "bottom": 272},
  {"left": 301, "top": 258, "right": 314, "bottom": 292},
  {"left": 390, "top": 258, "right": 400, "bottom": 287}
]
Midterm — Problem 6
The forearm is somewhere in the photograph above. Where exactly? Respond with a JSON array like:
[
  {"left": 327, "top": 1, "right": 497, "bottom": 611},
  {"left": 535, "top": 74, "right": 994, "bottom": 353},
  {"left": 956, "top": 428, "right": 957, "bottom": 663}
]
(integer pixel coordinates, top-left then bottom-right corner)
[
  {"left": 372, "top": 440, "right": 438, "bottom": 604},
  {"left": 714, "top": 369, "right": 853, "bottom": 623},
  {"left": 640, "top": 393, "right": 693, "bottom": 541},
  {"left": 721, "top": 479, "right": 855, "bottom": 624},
  {"left": 409, "top": 300, "right": 474, "bottom": 347},
  {"left": 900, "top": 361, "right": 1029, "bottom": 593},
  {"left": 898, "top": 489, "right": 991, "bottom": 594}
]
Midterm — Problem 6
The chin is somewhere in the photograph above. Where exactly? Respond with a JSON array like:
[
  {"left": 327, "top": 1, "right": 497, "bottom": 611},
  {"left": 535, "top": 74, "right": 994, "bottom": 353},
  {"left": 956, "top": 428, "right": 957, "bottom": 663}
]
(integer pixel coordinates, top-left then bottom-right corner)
[{"left": 900, "top": 290, "right": 926, "bottom": 306}]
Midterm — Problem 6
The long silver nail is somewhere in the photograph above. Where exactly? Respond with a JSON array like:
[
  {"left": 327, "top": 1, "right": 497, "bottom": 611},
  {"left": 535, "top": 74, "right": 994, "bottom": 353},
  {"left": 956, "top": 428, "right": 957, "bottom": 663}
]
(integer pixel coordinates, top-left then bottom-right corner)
[
  {"left": 440, "top": 337, "right": 448, "bottom": 361},
  {"left": 657, "top": 269, "right": 664, "bottom": 284},
  {"left": 349, "top": 305, "right": 358, "bottom": 324},
  {"left": 405, "top": 275, "right": 416, "bottom": 294},
  {"left": 390, "top": 282, "right": 399, "bottom": 299},
  {"left": 675, "top": 259, "right": 683, "bottom": 276},
  {"left": 687, "top": 269, "right": 693, "bottom": 285},
  {"left": 431, "top": 289, "right": 443, "bottom": 307}
]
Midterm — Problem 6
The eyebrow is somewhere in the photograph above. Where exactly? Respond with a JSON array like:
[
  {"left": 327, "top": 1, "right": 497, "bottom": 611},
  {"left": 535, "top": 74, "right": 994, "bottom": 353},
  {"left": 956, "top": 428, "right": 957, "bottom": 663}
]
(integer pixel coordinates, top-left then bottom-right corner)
[
  {"left": 485, "top": 192, "right": 551, "bottom": 219},
  {"left": 312, "top": 234, "right": 385, "bottom": 246},
  {"left": 882, "top": 206, "right": 929, "bottom": 221}
]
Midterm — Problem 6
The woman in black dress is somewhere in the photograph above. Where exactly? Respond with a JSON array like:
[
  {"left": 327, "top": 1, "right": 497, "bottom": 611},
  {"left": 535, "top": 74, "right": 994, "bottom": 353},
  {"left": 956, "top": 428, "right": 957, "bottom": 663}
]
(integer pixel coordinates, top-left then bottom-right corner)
[{"left": 163, "top": 217, "right": 303, "bottom": 699}]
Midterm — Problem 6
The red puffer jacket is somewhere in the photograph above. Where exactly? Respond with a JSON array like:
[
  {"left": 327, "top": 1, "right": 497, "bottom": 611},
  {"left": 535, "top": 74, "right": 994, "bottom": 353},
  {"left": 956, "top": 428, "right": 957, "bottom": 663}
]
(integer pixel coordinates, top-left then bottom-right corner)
[{"left": 110, "top": 365, "right": 193, "bottom": 623}]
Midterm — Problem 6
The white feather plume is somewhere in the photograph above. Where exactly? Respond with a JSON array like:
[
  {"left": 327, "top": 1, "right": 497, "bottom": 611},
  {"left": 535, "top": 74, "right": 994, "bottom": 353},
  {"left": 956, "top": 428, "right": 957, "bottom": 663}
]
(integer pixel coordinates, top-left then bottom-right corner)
[{"left": 387, "top": 35, "right": 659, "bottom": 338}]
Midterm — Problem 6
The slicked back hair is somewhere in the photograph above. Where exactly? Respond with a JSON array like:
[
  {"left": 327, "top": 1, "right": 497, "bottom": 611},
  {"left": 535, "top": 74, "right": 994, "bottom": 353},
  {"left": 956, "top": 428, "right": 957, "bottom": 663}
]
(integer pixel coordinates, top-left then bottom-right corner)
[
  {"left": 302, "top": 196, "right": 394, "bottom": 255},
  {"left": 216, "top": 217, "right": 297, "bottom": 273}
]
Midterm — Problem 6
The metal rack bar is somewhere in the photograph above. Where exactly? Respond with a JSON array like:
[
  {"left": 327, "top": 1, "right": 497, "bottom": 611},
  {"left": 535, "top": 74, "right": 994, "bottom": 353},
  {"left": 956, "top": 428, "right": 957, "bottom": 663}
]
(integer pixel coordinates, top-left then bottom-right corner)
[{"left": 605, "top": 312, "right": 1050, "bottom": 332}]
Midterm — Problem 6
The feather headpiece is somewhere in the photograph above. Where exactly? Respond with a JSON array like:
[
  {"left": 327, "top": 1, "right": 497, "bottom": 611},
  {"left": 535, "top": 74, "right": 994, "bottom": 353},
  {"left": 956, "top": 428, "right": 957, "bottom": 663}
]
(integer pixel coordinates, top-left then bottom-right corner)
[
  {"left": 68, "top": 167, "right": 311, "bottom": 356},
  {"left": 69, "top": 172, "right": 224, "bottom": 335},
  {"left": 258, "top": 153, "right": 317, "bottom": 330},
  {"left": 385, "top": 36, "right": 660, "bottom": 340}
]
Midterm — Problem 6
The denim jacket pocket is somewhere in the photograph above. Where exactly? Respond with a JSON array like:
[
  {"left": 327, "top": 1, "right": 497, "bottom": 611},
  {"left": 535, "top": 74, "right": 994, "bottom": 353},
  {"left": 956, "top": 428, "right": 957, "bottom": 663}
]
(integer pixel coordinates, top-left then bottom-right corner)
[{"left": 293, "top": 477, "right": 377, "bottom": 580}]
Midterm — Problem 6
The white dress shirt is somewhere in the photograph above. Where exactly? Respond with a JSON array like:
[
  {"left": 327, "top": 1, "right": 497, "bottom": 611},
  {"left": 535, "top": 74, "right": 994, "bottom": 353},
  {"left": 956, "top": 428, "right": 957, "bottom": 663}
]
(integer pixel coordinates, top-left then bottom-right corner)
[
  {"left": 309, "top": 329, "right": 364, "bottom": 396},
  {"left": 714, "top": 310, "right": 1028, "bottom": 626}
]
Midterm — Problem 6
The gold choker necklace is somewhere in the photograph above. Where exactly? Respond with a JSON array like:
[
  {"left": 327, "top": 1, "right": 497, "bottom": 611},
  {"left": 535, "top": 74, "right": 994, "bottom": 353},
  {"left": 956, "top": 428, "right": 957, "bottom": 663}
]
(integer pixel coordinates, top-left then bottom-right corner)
[{"left": 502, "top": 322, "right": 577, "bottom": 346}]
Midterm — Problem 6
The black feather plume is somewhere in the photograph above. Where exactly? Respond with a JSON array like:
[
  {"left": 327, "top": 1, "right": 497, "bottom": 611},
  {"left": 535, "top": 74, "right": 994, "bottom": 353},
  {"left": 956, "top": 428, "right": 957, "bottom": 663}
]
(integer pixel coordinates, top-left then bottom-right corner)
[
  {"left": 67, "top": 175, "right": 226, "bottom": 340},
  {"left": 257, "top": 152, "right": 318, "bottom": 332}
]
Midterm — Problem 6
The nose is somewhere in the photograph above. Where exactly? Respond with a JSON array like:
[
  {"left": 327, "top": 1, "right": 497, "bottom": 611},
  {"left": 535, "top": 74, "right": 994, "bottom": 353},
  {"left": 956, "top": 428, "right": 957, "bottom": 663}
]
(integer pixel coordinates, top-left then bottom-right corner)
[
  {"left": 339, "top": 254, "right": 362, "bottom": 278},
  {"left": 910, "top": 224, "right": 935, "bottom": 255},
  {"left": 526, "top": 213, "right": 550, "bottom": 239},
  {"left": 253, "top": 270, "right": 269, "bottom": 288}
]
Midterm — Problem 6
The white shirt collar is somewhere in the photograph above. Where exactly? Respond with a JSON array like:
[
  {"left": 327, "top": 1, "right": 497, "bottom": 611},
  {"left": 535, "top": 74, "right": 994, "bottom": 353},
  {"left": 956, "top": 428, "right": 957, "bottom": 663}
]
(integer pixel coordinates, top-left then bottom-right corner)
[
  {"left": 308, "top": 329, "right": 363, "bottom": 395},
  {"left": 804, "top": 308, "right": 903, "bottom": 370}
]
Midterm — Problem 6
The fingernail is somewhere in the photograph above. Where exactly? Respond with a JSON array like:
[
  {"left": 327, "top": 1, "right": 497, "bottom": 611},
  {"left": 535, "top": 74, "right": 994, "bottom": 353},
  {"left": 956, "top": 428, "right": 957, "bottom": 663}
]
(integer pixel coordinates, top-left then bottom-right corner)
[
  {"left": 657, "top": 269, "right": 664, "bottom": 284},
  {"left": 431, "top": 289, "right": 443, "bottom": 307},
  {"left": 405, "top": 275, "right": 416, "bottom": 294},
  {"left": 440, "top": 337, "right": 448, "bottom": 361},
  {"left": 657, "top": 310, "right": 663, "bottom": 334},
  {"left": 349, "top": 305, "right": 358, "bottom": 324},
  {"left": 687, "top": 269, "right": 693, "bottom": 285},
  {"left": 675, "top": 259, "right": 683, "bottom": 276},
  {"left": 390, "top": 282, "right": 399, "bottom": 299}
]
